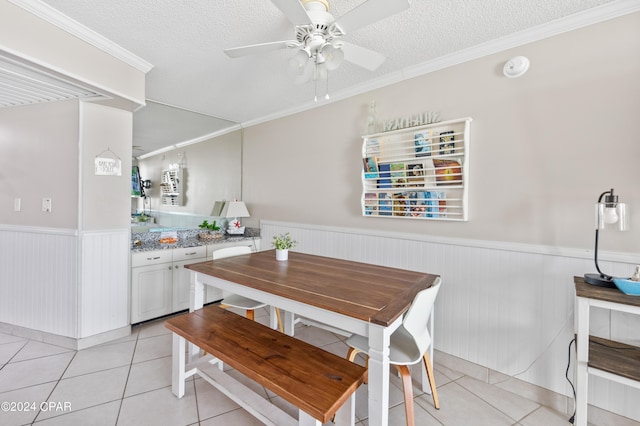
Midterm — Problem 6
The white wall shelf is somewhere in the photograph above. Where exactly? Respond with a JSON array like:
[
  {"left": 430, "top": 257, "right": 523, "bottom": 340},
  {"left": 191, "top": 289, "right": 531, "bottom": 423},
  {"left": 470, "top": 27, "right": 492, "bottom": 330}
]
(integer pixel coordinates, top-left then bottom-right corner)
[
  {"left": 160, "top": 166, "right": 183, "bottom": 206},
  {"left": 361, "top": 117, "right": 472, "bottom": 221}
]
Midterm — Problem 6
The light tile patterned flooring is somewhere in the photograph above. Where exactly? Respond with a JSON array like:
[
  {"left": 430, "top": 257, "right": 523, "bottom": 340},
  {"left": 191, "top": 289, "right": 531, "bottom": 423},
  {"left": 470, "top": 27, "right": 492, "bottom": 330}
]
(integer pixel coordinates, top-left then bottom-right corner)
[{"left": 0, "top": 307, "right": 638, "bottom": 426}]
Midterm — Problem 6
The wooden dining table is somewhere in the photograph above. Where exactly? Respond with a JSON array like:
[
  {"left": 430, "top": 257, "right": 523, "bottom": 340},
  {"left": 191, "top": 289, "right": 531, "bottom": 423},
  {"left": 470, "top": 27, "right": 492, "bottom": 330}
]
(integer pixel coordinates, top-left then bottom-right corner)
[{"left": 185, "top": 249, "right": 440, "bottom": 426}]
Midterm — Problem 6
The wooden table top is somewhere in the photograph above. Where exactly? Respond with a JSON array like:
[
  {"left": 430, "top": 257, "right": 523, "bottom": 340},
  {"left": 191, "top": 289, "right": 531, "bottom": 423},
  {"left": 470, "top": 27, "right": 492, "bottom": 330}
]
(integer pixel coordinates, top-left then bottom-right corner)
[
  {"left": 186, "top": 250, "right": 439, "bottom": 327},
  {"left": 574, "top": 276, "right": 640, "bottom": 307}
]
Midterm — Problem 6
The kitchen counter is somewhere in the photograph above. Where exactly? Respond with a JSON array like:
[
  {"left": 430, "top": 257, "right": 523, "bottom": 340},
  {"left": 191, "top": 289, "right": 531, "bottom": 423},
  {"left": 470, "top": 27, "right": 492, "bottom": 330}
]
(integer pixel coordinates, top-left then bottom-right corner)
[{"left": 131, "top": 227, "right": 260, "bottom": 253}]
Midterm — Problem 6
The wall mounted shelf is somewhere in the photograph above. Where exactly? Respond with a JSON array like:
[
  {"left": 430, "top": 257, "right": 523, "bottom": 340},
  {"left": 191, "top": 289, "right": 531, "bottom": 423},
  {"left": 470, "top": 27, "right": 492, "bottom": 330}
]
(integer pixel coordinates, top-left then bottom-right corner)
[{"left": 361, "top": 117, "right": 472, "bottom": 221}]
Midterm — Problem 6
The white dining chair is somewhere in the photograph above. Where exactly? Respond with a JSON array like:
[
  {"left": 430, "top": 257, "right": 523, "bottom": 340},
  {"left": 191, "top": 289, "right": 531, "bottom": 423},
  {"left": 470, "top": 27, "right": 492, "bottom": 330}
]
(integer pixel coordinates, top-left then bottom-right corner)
[
  {"left": 213, "top": 246, "right": 283, "bottom": 332},
  {"left": 345, "top": 278, "right": 441, "bottom": 426}
]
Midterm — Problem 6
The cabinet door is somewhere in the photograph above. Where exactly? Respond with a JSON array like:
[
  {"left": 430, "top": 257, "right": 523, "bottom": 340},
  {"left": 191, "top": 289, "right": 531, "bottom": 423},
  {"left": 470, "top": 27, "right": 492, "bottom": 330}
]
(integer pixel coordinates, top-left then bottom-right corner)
[
  {"left": 172, "top": 259, "right": 203, "bottom": 312},
  {"left": 131, "top": 263, "right": 173, "bottom": 323}
]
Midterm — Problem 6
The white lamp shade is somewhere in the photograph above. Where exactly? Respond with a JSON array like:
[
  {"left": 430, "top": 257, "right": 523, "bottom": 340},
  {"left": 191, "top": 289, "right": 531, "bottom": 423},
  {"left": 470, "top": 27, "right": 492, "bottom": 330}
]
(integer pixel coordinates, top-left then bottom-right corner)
[
  {"left": 321, "top": 44, "right": 344, "bottom": 71},
  {"left": 221, "top": 201, "right": 250, "bottom": 218}
]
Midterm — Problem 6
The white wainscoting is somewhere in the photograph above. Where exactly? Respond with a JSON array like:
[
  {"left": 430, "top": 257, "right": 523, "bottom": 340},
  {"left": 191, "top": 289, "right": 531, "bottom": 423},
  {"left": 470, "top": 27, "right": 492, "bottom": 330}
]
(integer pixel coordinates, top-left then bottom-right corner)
[
  {"left": 0, "top": 225, "right": 131, "bottom": 349},
  {"left": 261, "top": 220, "right": 640, "bottom": 421},
  {"left": 78, "top": 229, "right": 130, "bottom": 339},
  {"left": 0, "top": 225, "right": 78, "bottom": 338}
]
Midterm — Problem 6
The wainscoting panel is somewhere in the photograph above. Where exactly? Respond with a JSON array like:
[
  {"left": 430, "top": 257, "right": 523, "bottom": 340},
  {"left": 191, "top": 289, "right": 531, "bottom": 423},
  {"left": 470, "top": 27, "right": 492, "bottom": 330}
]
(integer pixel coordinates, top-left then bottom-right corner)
[
  {"left": 79, "top": 229, "right": 130, "bottom": 338},
  {"left": 0, "top": 226, "right": 78, "bottom": 338},
  {"left": 261, "top": 220, "right": 640, "bottom": 421}
]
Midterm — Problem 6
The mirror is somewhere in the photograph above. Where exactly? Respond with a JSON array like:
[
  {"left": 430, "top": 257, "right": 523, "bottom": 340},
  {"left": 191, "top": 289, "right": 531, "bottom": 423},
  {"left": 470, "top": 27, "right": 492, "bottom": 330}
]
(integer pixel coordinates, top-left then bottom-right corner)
[{"left": 132, "top": 102, "right": 241, "bottom": 230}]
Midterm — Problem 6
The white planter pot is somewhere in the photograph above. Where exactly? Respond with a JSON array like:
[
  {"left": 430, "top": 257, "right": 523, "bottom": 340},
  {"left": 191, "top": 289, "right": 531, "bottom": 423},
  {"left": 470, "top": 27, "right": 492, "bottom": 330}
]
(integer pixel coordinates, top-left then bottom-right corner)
[{"left": 276, "top": 249, "right": 288, "bottom": 261}]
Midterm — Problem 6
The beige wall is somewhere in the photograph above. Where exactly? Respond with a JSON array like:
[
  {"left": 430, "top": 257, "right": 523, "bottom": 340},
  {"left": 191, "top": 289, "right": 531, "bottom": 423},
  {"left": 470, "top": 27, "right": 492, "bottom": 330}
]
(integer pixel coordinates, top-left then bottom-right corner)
[
  {"left": 242, "top": 12, "right": 640, "bottom": 254},
  {"left": 0, "top": 100, "right": 79, "bottom": 229},
  {"left": 80, "top": 102, "right": 133, "bottom": 230}
]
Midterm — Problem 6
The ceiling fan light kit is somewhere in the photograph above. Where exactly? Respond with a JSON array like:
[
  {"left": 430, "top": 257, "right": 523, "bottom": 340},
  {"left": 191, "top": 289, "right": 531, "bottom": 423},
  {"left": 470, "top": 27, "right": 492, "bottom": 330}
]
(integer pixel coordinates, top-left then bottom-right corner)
[{"left": 224, "top": 0, "right": 410, "bottom": 100}]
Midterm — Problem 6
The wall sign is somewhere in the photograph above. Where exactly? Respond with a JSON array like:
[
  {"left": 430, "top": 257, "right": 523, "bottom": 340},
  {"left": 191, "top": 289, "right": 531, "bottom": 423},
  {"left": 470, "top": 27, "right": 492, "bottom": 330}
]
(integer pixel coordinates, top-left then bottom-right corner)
[
  {"left": 94, "top": 148, "right": 122, "bottom": 176},
  {"left": 95, "top": 157, "right": 122, "bottom": 176}
]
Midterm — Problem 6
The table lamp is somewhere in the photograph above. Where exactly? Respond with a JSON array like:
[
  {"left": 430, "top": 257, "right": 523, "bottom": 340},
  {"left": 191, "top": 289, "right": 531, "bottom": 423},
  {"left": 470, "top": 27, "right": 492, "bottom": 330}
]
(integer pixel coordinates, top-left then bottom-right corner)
[
  {"left": 221, "top": 200, "right": 250, "bottom": 235},
  {"left": 584, "top": 188, "right": 628, "bottom": 287}
]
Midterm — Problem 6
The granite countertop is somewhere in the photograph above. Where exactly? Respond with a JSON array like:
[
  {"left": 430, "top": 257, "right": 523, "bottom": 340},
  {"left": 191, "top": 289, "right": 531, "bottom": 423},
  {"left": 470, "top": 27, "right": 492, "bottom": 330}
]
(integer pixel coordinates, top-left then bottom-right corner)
[{"left": 131, "top": 227, "right": 260, "bottom": 253}]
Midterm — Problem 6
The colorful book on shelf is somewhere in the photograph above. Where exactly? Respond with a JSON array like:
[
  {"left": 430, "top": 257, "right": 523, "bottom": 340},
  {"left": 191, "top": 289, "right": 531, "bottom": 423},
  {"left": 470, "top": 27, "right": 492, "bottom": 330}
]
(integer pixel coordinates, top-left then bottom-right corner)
[
  {"left": 414, "top": 130, "right": 432, "bottom": 157},
  {"left": 433, "top": 159, "right": 461, "bottom": 185},
  {"left": 362, "top": 157, "right": 379, "bottom": 179},
  {"left": 406, "top": 162, "right": 425, "bottom": 187},
  {"left": 364, "top": 193, "right": 378, "bottom": 215},
  {"left": 425, "top": 191, "right": 447, "bottom": 218},
  {"left": 377, "top": 163, "right": 392, "bottom": 189},
  {"left": 439, "top": 130, "right": 455, "bottom": 155},
  {"left": 392, "top": 193, "right": 407, "bottom": 216},
  {"left": 406, "top": 192, "right": 426, "bottom": 217},
  {"left": 379, "top": 193, "right": 392, "bottom": 216},
  {"left": 365, "top": 138, "right": 380, "bottom": 156},
  {"left": 390, "top": 163, "right": 406, "bottom": 188}
]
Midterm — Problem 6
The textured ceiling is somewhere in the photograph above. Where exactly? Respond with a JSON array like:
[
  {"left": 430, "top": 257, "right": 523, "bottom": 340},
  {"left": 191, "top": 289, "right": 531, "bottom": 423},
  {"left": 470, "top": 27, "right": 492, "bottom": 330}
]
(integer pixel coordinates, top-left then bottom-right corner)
[{"left": 30, "top": 0, "right": 620, "bottom": 156}]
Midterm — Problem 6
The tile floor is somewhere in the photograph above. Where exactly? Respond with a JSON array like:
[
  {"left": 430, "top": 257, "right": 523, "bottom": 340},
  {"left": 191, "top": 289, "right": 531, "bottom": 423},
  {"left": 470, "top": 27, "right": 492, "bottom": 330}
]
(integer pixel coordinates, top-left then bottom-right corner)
[{"left": 0, "top": 307, "right": 638, "bottom": 426}]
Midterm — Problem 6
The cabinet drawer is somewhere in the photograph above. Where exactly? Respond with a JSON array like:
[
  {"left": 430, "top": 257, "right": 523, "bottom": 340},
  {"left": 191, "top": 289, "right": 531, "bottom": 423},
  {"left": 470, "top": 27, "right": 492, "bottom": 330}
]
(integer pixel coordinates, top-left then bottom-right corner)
[
  {"left": 132, "top": 250, "right": 172, "bottom": 267},
  {"left": 173, "top": 246, "right": 207, "bottom": 262}
]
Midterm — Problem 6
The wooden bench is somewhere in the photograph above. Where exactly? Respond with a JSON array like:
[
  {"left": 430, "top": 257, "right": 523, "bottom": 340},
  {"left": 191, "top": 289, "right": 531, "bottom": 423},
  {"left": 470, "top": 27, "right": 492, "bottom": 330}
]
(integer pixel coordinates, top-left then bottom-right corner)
[{"left": 165, "top": 305, "right": 367, "bottom": 426}]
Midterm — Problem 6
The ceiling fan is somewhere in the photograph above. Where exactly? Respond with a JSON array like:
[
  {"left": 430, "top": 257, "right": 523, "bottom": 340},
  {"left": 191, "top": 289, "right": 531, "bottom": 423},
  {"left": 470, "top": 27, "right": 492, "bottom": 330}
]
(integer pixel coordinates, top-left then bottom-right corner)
[{"left": 224, "top": 0, "right": 410, "bottom": 99}]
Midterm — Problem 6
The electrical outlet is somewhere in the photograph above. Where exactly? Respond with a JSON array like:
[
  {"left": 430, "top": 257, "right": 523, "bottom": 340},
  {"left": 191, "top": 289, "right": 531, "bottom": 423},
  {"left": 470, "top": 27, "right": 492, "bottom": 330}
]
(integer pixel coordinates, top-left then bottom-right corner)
[
  {"left": 42, "top": 197, "right": 52, "bottom": 212},
  {"left": 14, "top": 198, "right": 21, "bottom": 212}
]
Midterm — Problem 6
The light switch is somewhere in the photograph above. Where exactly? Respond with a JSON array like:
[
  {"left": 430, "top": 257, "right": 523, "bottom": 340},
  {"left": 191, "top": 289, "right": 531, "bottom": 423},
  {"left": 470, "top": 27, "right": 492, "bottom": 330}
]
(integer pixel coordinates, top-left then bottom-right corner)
[
  {"left": 14, "top": 198, "right": 21, "bottom": 212},
  {"left": 42, "top": 197, "right": 52, "bottom": 213}
]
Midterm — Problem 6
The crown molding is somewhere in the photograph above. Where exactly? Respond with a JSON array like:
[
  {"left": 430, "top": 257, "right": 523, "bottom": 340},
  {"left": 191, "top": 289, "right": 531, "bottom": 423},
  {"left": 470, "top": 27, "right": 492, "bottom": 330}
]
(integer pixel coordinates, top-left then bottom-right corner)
[{"left": 8, "top": 0, "right": 153, "bottom": 73}]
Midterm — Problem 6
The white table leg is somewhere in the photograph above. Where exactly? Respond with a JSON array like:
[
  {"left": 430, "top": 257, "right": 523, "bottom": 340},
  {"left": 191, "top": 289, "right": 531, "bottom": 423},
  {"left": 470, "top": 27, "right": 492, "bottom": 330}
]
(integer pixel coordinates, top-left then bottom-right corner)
[
  {"left": 297, "top": 410, "right": 321, "bottom": 426},
  {"left": 188, "top": 272, "right": 205, "bottom": 360},
  {"left": 333, "top": 393, "right": 355, "bottom": 426},
  {"left": 368, "top": 324, "right": 391, "bottom": 426},
  {"left": 575, "top": 296, "right": 589, "bottom": 426},
  {"left": 283, "top": 310, "right": 295, "bottom": 336},
  {"left": 269, "top": 305, "right": 279, "bottom": 330},
  {"left": 171, "top": 333, "right": 186, "bottom": 398}
]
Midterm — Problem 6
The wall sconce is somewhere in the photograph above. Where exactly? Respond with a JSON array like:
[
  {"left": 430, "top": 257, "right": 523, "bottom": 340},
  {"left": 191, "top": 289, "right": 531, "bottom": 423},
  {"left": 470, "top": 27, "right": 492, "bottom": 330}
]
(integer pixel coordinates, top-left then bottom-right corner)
[
  {"left": 584, "top": 188, "right": 628, "bottom": 287},
  {"left": 221, "top": 200, "right": 250, "bottom": 236},
  {"left": 503, "top": 56, "right": 530, "bottom": 78}
]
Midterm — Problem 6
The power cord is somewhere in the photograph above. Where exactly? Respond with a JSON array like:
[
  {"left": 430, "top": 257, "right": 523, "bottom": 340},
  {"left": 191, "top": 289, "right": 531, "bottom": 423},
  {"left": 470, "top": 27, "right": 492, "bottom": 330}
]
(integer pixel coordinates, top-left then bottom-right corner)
[{"left": 566, "top": 337, "right": 577, "bottom": 424}]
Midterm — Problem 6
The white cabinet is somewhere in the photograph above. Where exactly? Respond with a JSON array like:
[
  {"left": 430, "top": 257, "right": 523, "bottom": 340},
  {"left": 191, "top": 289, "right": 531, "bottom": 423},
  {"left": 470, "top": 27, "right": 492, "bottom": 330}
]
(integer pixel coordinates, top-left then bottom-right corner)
[
  {"left": 361, "top": 117, "right": 472, "bottom": 221},
  {"left": 131, "top": 252, "right": 173, "bottom": 324},
  {"left": 171, "top": 246, "right": 207, "bottom": 312},
  {"left": 131, "top": 238, "right": 260, "bottom": 323}
]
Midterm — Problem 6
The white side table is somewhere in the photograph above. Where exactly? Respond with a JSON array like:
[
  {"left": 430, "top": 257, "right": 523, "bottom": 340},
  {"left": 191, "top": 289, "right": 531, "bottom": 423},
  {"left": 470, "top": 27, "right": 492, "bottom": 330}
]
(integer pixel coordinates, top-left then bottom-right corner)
[{"left": 574, "top": 276, "right": 640, "bottom": 426}]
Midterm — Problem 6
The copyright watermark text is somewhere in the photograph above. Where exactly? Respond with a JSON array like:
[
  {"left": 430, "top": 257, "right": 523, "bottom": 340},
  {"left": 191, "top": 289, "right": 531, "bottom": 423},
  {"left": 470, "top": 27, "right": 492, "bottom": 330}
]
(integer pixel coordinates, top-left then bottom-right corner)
[{"left": 1, "top": 401, "right": 71, "bottom": 412}]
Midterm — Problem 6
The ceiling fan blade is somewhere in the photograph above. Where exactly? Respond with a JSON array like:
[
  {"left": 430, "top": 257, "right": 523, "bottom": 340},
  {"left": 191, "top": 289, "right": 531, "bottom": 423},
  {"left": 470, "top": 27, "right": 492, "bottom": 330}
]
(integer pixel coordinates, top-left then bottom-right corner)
[
  {"left": 341, "top": 42, "right": 386, "bottom": 71},
  {"left": 224, "top": 40, "right": 296, "bottom": 58},
  {"left": 335, "top": 0, "right": 409, "bottom": 33},
  {"left": 270, "top": 0, "right": 313, "bottom": 25}
]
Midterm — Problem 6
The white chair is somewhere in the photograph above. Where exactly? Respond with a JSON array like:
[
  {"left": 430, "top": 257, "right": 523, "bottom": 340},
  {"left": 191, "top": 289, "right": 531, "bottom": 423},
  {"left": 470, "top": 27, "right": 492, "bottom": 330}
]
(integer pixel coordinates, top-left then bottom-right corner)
[
  {"left": 213, "top": 246, "right": 283, "bottom": 332},
  {"left": 346, "top": 278, "right": 441, "bottom": 426}
]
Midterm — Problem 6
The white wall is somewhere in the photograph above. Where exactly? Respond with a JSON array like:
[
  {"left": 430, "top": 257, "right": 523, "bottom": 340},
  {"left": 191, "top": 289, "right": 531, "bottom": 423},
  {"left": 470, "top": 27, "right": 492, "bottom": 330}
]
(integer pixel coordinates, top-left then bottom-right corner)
[{"left": 242, "top": 12, "right": 640, "bottom": 255}]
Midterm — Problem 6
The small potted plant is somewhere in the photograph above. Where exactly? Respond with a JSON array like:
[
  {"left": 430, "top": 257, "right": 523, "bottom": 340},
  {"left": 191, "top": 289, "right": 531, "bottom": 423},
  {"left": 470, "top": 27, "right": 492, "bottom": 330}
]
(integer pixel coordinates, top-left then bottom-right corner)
[
  {"left": 198, "top": 220, "right": 223, "bottom": 240},
  {"left": 272, "top": 232, "right": 297, "bottom": 261}
]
